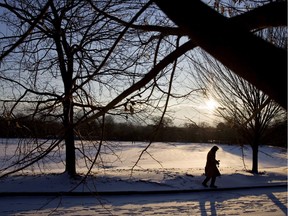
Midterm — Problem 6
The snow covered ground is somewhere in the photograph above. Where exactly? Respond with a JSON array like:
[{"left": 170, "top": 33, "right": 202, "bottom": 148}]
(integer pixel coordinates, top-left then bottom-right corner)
[{"left": 0, "top": 141, "right": 286, "bottom": 215}]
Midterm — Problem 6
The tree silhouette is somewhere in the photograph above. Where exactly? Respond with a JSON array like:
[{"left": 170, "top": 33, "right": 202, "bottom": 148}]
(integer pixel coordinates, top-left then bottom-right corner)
[
  {"left": 178, "top": 0, "right": 287, "bottom": 174},
  {"left": 0, "top": 0, "right": 286, "bottom": 178},
  {"left": 194, "top": 51, "right": 286, "bottom": 173},
  {"left": 0, "top": 0, "right": 196, "bottom": 177},
  {"left": 154, "top": 0, "right": 287, "bottom": 109}
]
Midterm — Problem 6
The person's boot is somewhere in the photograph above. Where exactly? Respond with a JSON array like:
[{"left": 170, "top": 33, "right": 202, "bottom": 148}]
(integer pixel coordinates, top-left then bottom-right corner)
[
  {"left": 202, "top": 182, "right": 208, "bottom": 187},
  {"left": 202, "top": 177, "right": 209, "bottom": 187},
  {"left": 210, "top": 177, "right": 217, "bottom": 188}
]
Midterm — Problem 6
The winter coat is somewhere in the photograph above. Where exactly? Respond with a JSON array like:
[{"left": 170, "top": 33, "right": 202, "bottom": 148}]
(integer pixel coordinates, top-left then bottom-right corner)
[{"left": 205, "top": 146, "right": 221, "bottom": 178}]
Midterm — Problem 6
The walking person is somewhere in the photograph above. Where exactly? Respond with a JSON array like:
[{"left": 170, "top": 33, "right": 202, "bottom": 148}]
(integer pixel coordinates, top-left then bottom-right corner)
[{"left": 202, "top": 145, "right": 221, "bottom": 188}]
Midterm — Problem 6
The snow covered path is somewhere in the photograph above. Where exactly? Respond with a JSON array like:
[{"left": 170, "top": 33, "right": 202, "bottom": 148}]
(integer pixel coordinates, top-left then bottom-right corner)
[
  {"left": 0, "top": 141, "right": 286, "bottom": 215},
  {"left": 0, "top": 186, "right": 286, "bottom": 216}
]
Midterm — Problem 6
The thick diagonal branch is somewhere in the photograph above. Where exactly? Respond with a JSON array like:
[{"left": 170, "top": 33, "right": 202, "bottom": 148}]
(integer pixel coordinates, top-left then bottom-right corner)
[{"left": 154, "top": 0, "right": 287, "bottom": 109}]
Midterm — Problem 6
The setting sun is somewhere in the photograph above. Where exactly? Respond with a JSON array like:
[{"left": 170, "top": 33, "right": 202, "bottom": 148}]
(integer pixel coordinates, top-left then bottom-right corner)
[{"left": 205, "top": 98, "right": 218, "bottom": 111}]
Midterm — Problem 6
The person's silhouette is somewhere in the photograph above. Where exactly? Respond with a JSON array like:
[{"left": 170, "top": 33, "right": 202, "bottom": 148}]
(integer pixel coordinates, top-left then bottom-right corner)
[{"left": 202, "top": 146, "right": 221, "bottom": 188}]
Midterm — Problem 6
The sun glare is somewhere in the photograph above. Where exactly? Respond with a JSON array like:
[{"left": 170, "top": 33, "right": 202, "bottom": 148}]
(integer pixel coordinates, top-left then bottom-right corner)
[{"left": 206, "top": 98, "right": 218, "bottom": 111}]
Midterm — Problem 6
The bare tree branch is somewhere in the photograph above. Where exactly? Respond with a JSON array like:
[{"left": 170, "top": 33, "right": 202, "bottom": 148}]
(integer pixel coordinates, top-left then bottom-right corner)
[{"left": 154, "top": 0, "right": 287, "bottom": 108}]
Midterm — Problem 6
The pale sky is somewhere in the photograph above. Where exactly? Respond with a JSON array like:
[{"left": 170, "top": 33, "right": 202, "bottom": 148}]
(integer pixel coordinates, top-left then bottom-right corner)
[{"left": 170, "top": 98, "right": 221, "bottom": 127}]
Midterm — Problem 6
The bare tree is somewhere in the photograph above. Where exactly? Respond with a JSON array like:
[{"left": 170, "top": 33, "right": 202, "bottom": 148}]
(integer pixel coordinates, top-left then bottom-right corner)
[
  {"left": 194, "top": 50, "right": 286, "bottom": 173},
  {"left": 0, "top": 0, "right": 198, "bottom": 177},
  {"left": 184, "top": 0, "right": 287, "bottom": 174}
]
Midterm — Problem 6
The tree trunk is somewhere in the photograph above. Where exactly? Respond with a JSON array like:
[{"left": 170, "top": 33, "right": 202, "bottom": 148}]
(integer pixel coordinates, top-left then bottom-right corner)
[
  {"left": 251, "top": 142, "right": 259, "bottom": 174},
  {"left": 63, "top": 96, "right": 76, "bottom": 176},
  {"left": 60, "top": 38, "right": 76, "bottom": 176},
  {"left": 251, "top": 113, "right": 262, "bottom": 174}
]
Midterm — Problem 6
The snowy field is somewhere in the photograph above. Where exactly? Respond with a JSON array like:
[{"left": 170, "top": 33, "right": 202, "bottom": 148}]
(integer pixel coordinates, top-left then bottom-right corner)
[{"left": 0, "top": 140, "right": 287, "bottom": 215}]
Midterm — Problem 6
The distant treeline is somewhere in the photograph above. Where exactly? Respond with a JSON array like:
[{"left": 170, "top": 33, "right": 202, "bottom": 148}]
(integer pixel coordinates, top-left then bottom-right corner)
[{"left": 0, "top": 116, "right": 286, "bottom": 147}]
